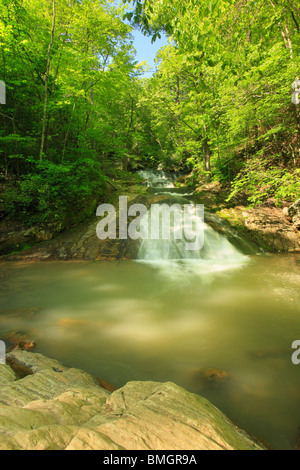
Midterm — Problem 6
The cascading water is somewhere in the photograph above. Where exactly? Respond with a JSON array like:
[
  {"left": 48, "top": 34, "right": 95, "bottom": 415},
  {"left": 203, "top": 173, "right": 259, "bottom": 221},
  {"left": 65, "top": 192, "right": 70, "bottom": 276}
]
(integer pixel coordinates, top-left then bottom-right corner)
[
  {"left": 138, "top": 169, "right": 176, "bottom": 189},
  {"left": 137, "top": 169, "right": 248, "bottom": 278},
  {"left": 139, "top": 169, "right": 194, "bottom": 197}
]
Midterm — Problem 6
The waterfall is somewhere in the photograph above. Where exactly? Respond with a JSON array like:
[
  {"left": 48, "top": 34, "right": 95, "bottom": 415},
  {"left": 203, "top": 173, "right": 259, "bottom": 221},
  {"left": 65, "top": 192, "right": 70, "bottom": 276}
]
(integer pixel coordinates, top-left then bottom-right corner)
[
  {"left": 138, "top": 169, "right": 175, "bottom": 189},
  {"left": 136, "top": 169, "right": 248, "bottom": 278}
]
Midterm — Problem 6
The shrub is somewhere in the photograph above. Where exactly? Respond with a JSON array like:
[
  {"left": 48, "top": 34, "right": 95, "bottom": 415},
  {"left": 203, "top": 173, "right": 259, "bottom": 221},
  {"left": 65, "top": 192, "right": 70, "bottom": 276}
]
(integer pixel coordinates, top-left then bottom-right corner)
[
  {"left": 227, "top": 158, "right": 300, "bottom": 206},
  {"left": 2, "top": 158, "right": 106, "bottom": 226}
]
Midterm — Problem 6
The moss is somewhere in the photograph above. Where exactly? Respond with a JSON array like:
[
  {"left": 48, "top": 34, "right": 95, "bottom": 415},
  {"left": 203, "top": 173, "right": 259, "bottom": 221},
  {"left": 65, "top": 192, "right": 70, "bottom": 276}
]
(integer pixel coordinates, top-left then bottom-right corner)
[{"left": 7, "top": 242, "right": 33, "bottom": 256}]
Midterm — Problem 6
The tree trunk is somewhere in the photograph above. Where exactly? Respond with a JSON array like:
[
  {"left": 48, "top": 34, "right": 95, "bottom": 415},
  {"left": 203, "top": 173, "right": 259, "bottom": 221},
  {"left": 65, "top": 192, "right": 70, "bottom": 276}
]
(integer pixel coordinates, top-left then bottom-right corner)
[
  {"left": 39, "top": 0, "right": 56, "bottom": 161},
  {"left": 269, "top": 0, "right": 294, "bottom": 58},
  {"left": 202, "top": 137, "right": 211, "bottom": 182}
]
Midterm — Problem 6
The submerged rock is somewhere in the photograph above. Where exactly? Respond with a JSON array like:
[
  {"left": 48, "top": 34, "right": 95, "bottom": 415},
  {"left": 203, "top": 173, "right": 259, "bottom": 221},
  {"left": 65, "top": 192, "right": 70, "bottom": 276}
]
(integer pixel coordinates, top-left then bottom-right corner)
[
  {"left": 0, "top": 351, "right": 266, "bottom": 450},
  {"left": 4, "top": 331, "right": 36, "bottom": 353},
  {"left": 8, "top": 341, "right": 35, "bottom": 352},
  {"left": 186, "top": 367, "right": 230, "bottom": 394},
  {"left": 191, "top": 368, "right": 229, "bottom": 381}
]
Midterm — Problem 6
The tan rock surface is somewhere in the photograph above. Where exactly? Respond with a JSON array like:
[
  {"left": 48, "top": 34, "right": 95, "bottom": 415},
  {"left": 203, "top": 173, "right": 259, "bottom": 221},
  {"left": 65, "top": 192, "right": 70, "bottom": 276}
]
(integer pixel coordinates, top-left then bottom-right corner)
[{"left": 0, "top": 351, "right": 266, "bottom": 450}]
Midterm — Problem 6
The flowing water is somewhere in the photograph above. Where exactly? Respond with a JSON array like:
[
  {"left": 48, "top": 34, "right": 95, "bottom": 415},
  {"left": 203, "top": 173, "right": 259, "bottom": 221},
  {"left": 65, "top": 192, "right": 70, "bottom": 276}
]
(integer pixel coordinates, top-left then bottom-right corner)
[{"left": 0, "top": 170, "right": 300, "bottom": 450}]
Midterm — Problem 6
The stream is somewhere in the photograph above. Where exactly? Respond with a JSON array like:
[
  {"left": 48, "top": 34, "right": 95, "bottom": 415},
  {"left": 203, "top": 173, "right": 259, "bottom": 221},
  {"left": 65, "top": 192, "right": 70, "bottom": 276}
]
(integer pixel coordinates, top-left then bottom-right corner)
[{"left": 0, "top": 169, "right": 300, "bottom": 450}]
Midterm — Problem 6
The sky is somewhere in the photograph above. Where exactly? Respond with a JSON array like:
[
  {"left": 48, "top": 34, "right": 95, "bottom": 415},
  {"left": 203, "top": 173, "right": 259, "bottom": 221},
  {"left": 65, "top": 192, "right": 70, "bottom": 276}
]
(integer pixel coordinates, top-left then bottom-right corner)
[
  {"left": 113, "top": 0, "right": 168, "bottom": 77},
  {"left": 131, "top": 29, "right": 168, "bottom": 76}
]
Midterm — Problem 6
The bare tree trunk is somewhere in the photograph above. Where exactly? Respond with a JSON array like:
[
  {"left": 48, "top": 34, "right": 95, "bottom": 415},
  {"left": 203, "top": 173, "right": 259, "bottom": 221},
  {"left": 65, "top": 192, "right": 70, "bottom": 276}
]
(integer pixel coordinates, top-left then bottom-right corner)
[
  {"left": 39, "top": 0, "right": 56, "bottom": 161},
  {"left": 202, "top": 137, "right": 211, "bottom": 182},
  {"left": 269, "top": 0, "right": 294, "bottom": 58}
]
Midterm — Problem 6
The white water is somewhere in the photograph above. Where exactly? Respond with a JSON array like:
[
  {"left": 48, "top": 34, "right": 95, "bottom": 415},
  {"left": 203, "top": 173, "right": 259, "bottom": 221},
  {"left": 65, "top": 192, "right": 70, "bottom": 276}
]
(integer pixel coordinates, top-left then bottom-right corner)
[
  {"left": 137, "top": 169, "right": 248, "bottom": 278},
  {"left": 138, "top": 169, "right": 176, "bottom": 189}
]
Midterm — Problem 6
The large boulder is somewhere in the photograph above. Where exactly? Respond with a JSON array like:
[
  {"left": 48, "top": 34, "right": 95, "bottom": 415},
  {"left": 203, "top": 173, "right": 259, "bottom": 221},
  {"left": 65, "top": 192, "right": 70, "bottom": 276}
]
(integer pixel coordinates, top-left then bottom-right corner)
[{"left": 0, "top": 351, "right": 266, "bottom": 450}]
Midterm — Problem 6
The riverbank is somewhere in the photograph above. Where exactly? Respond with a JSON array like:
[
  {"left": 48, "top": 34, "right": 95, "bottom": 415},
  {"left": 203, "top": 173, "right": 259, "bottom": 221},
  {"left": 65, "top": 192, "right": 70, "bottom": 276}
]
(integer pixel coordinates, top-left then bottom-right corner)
[
  {"left": 192, "top": 183, "right": 300, "bottom": 254},
  {"left": 0, "top": 176, "right": 299, "bottom": 262},
  {"left": 0, "top": 350, "right": 267, "bottom": 450}
]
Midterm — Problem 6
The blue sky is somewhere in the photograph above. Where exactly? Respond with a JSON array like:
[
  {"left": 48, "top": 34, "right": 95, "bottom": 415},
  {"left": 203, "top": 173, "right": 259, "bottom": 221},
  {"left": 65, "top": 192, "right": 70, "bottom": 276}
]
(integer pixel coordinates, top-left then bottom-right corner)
[
  {"left": 113, "top": 0, "right": 168, "bottom": 76},
  {"left": 131, "top": 29, "right": 168, "bottom": 76}
]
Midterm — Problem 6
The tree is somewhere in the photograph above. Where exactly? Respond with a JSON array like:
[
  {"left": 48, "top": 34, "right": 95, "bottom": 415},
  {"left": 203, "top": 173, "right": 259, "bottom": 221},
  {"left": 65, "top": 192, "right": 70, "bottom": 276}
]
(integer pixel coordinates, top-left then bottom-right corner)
[
  {"left": 0, "top": 0, "right": 146, "bottom": 224},
  {"left": 39, "top": 0, "right": 56, "bottom": 161},
  {"left": 124, "top": 0, "right": 300, "bottom": 202}
]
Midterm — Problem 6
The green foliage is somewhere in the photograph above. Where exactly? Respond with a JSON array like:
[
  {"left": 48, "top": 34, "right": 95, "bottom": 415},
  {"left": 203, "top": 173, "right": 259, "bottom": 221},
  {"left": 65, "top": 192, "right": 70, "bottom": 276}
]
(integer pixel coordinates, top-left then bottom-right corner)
[
  {"left": 125, "top": 0, "right": 300, "bottom": 205},
  {"left": 227, "top": 159, "right": 300, "bottom": 206},
  {"left": 0, "top": 0, "right": 152, "bottom": 226},
  {"left": 2, "top": 159, "right": 106, "bottom": 225},
  {"left": 213, "top": 154, "right": 244, "bottom": 184},
  {"left": 1, "top": 0, "right": 300, "bottom": 227}
]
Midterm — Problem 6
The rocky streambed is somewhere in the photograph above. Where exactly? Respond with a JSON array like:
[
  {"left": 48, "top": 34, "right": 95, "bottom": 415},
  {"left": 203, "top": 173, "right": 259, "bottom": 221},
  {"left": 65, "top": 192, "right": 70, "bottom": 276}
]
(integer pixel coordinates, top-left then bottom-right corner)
[{"left": 0, "top": 182, "right": 299, "bottom": 262}]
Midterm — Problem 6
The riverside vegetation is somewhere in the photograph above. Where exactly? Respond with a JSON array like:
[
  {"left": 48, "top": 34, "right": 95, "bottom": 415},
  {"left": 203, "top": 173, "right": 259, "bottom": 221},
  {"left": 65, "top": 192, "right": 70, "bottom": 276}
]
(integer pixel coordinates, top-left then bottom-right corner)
[{"left": 1, "top": 0, "right": 300, "bottom": 232}]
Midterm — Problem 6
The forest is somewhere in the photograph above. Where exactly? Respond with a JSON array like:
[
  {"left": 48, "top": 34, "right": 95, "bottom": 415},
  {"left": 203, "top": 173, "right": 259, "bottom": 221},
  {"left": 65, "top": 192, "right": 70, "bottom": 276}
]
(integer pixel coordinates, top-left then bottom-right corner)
[{"left": 0, "top": 0, "right": 300, "bottom": 226}]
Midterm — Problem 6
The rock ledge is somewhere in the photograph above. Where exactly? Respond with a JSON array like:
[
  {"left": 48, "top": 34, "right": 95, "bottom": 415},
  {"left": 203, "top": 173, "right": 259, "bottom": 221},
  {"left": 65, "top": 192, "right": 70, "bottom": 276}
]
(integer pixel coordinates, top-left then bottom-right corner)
[{"left": 0, "top": 351, "right": 266, "bottom": 450}]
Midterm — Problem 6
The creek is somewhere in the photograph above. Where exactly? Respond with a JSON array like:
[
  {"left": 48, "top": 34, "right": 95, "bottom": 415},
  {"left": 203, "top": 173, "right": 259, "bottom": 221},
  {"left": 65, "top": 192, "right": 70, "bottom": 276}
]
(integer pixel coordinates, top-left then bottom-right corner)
[{"left": 0, "top": 169, "right": 300, "bottom": 450}]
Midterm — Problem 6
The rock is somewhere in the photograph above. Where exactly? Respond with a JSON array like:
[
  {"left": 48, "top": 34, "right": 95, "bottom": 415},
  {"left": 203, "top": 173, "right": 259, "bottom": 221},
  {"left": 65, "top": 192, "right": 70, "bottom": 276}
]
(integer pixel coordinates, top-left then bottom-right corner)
[
  {"left": 191, "top": 368, "right": 229, "bottom": 381},
  {"left": 5, "top": 356, "right": 34, "bottom": 379},
  {"left": 283, "top": 207, "right": 290, "bottom": 217},
  {"left": 217, "top": 206, "right": 300, "bottom": 253},
  {"left": 2, "top": 308, "right": 40, "bottom": 318},
  {"left": 96, "top": 378, "right": 116, "bottom": 392},
  {"left": 288, "top": 198, "right": 300, "bottom": 216},
  {"left": 0, "top": 351, "right": 266, "bottom": 450},
  {"left": 0, "top": 364, "right": 17, "bottom": 386},
  {"left": 0, "top": 182, "right": 299, "bottom": 260},
  {"left": 288, "top": 199, "right": 300, "bottom": 231},
  {"left": 9, "top": 341, "right": 35, "bottom": 352},
  {"left": 97, "top": 381, "right": 262, "bottom": 451},
  {"left": 0, "top": 220, "right": 65, "bottom": 256},
  {"left": 204, "top": 211, "right": 261, "bottom": 254},
  {"left": 186, "top": 367, "right": 230, "bottom": 393},
  {"left": 5, "top": 350, "right": 69, "bottom": 375},
  {"left": 291, "top": 214, "right": 300, "bottom": 230},
  {"left": 295, "top": 427, "right": 300, "bottom": 450},
  {"left": 4, "top": 331, "right": 36, "bottom": 353}
]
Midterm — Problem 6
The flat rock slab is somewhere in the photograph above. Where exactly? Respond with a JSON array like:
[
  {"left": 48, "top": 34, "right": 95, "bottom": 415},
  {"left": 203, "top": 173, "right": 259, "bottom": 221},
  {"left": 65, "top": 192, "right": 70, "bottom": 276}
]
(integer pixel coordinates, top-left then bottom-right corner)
[{"left": 0, "top": 351, "right": 266, "bottom": 450}]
